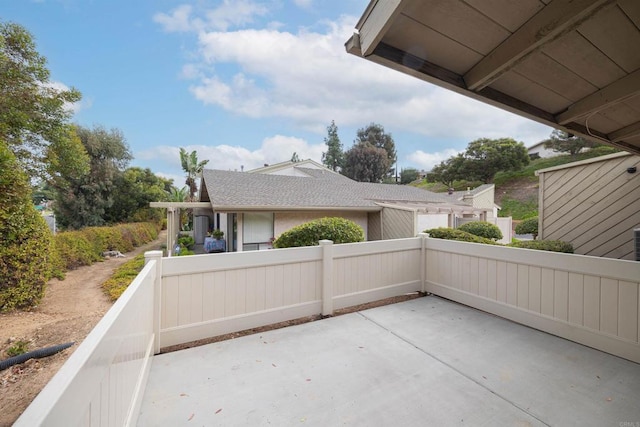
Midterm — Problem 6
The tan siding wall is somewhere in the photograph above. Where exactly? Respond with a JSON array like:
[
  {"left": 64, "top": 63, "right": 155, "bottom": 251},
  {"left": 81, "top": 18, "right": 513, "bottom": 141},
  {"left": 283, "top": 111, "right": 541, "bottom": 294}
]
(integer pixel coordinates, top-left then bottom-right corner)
[
  {"left": 539, "top": 154, "right": 640, "bottom": 260},
  {"left": 367, "top": 211, "right": 382, "bottom": 240},
  {"left": 382, "top": 207, "right": 416, "bottom": 239},
  {"left": 274, "top": 211, "right": 368, "bottom": 240}
]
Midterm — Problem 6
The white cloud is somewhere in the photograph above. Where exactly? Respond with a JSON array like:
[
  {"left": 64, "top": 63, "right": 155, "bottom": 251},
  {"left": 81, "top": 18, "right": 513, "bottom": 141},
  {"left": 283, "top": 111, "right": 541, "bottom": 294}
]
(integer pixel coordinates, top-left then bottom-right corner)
[
  {"left": 153, "top": 4, "right": 195, "bottom": 32},
  {"left": 406, "top": 148, "right": 461, "bottom": 171},
  {"left": 153, "top": 1, "right": 269, "bottom": 33},
  {"left": 183, "top": 14, "right": 553, "bottom": 142},
  {"left": 136, "top": 135, "right": 325, "bottom": 177}
]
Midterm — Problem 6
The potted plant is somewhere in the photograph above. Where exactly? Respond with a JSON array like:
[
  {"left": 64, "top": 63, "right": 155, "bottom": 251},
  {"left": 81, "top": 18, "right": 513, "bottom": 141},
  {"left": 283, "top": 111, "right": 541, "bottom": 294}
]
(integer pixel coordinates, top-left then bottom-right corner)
[{"left": 212, "top": 229, "right": 224, "bottom": 240}]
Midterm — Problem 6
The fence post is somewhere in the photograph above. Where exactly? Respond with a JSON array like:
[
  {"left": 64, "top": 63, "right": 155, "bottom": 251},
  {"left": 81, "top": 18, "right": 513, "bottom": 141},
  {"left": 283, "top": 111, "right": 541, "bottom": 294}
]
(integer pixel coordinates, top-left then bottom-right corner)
[
  {"left": 418, "top": 233, "right": 429, "bottom": 294},
  {"left": 320, "top": 240, "right": 334, "bottom": 316},
  {"left": 145, "top": 250, "right": 163, "bottom": 354}
]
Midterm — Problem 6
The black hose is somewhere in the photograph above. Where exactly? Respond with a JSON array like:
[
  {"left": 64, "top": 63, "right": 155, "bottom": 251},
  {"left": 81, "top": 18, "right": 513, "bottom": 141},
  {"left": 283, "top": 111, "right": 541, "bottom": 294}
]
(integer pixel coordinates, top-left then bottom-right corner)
[{"left": 0, "top": 342, "right": 75, "bottom": 371}]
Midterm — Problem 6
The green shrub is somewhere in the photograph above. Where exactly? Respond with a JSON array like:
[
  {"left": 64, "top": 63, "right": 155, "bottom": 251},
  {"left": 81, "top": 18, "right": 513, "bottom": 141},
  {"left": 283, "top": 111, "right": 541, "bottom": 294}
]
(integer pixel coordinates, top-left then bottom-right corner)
[
  {"left": 177, "top": 235, "right": 195, "bottom": 249},
  {"left": 0, "top": 142, "right": 55, "bottom": 311},
  {"left": 102, "top": 254, "right": 145, "bottom": 301},
  {"left": 515, "top": 217, "right": 539, "bottom": 239},
  {"left": 273, "top": 217, "right": 365, "bottom": 248},
  {"left": 458, "top": 221, "right": 503, "bottom": 240},
  {"left": 424, "top": 228, "right": 498, "bottom": 245},
  {"left": 508, "top": 240, "right": 573, "bottom": 253}
]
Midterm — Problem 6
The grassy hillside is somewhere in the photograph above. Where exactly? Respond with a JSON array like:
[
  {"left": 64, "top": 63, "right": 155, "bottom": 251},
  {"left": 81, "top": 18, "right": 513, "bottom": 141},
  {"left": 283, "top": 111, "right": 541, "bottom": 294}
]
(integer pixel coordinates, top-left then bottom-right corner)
[{"left": 412, "top": 146, "right": 620, "bottom": 220}]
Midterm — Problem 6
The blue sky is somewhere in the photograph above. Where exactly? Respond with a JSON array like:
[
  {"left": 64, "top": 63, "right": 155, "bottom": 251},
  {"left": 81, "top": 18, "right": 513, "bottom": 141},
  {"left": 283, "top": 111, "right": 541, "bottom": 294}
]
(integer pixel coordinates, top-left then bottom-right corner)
[{"left": 5, "top": 0, "right": 553, "bottom": 185}]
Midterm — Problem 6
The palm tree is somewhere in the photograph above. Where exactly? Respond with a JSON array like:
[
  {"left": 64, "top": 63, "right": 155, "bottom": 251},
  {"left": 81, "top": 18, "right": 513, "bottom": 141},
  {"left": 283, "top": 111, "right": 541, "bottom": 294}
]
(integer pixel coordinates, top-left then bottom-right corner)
[
  {"left": 179, "top": 148, "right": 209, "bottom": 202},
  {"left": 167, "top": 186, "right": 188, "bottom": 202}
]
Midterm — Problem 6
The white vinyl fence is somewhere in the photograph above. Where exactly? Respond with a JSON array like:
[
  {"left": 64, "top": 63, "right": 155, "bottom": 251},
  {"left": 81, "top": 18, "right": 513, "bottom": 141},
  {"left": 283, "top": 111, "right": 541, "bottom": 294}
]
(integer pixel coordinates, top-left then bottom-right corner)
[
  {"left": 15, "top": 253, "right": 160, "bottom": 427},
  {"left": 158, "top": 238, "right": 423, "bottom": 348},
  {"left": 15, "top": 237, "right": 640, "bottom": 426},
  {"left": 425, "top": 238, "right": 640, "bottom": 364}
]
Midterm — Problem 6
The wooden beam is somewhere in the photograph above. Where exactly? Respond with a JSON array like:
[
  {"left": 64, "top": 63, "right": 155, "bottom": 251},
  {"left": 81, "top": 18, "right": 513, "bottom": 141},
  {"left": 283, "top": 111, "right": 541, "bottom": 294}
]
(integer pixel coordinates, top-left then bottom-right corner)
[
  {"left": 608, "top": 120, "right": 640, "bottom": 143},
  {"left": 556, "top": 69, "right": 640, "bottom": 124},
  {"left": 464, "top": 0, "right": 617, "bottom": 91}
]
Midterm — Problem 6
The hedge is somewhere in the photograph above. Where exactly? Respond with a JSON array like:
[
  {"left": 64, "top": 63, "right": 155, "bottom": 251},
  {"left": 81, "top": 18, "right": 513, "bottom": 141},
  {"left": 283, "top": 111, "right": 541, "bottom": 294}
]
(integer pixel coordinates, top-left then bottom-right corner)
[
  {"left": 515, "top": 217, "right": 539, "bottom": 239},
  {"left": 273, "top": 217, "right": 364, "bottom": 248},
  {"left": 457, "top": 221, "right": 503, "bottom": 240},
  {"left": 0, "top": 143, "right": 55, "bottom": 311},
  {"left": 423, "top": 228, "right": 498, "bottom": 245},
  {"left": 102, "top": 254, "right": 145, "bottom": 301},
  {"left": 508, "top": 240, "right": 573, "bottom": 253}
]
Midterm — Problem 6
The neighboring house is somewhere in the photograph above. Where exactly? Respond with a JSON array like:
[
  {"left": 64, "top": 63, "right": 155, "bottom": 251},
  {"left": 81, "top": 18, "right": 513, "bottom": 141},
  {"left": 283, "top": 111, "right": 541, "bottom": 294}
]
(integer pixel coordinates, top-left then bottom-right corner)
[
  {"left": 536, "top": 152, "right": 640, "bottom": 260},
  {"left": 527, "top": 141, "right": 559, "bottom": 159},
  {"left": 193, "top": 160, "right": 499, "bottom": 251}
]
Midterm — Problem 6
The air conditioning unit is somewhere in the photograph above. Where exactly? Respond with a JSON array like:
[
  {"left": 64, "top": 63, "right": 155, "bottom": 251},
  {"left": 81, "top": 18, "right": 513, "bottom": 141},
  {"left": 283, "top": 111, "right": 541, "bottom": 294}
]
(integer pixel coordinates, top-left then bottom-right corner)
[{"left": 635, "top": 228, "right": 640, "bottom": 262}]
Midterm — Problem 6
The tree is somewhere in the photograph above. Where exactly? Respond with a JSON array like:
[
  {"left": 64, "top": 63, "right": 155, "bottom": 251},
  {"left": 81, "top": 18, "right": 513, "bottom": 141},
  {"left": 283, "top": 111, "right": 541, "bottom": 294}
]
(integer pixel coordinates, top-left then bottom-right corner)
[
  {"left": 0, "top": 21, "right": 81, "bottom": 178},
  {"left": 105, "top": 167, "right": 173, "bottom": 223},
  {"left": 342, "top": 142, "right": 391, "bottom": 182},
  {"left": 542, "top": 129, "right": 600, "bottom": 157},
  {"left": 321, "top": 120, "right": 344, "bottom": 171},
  {"left": 400, "top": 167, "right": 420, "bottom": 184},
  {"left": 52, "top": 125, "right": 132, "bottom": 229},
  {"left": 462, "top": 138, "right": 529, "bottom": 183},
  {"left": 179, "top": 148, "right": 209, "bottom": 202},
  {"left": 291, "top": 152, "right": 300, "bottom": 162},
  {"left": 355, "top": 123, "right": 396, "bottom": 176},
  {"left": 426, "top": 154, "right": 466, "bottom": 187}
]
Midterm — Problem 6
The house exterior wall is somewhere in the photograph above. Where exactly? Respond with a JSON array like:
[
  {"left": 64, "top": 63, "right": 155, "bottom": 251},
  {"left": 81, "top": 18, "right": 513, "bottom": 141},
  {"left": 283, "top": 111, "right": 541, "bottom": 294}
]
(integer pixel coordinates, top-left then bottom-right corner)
[
  {"left": 367, "top": 211, "right": 382, "bottom": 240},
  {"left": 538, "top": 153, "right": 640, "bottom": 260},
  {"left": 381, "top": 207, "right": 416, "bottom": 239},
  {"left": 274, "top": 211, "right": 368, "bottom": 240},
  {"left": 528, "top": 143, "right": 560, "bottom": 159}
]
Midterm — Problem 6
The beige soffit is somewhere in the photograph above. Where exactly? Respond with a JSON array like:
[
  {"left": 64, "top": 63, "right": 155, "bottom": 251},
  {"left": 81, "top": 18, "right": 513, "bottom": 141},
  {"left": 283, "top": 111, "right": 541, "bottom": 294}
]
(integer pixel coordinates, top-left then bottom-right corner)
[{"left": 346, "top": 0, "right": 640, "bottom": 155}]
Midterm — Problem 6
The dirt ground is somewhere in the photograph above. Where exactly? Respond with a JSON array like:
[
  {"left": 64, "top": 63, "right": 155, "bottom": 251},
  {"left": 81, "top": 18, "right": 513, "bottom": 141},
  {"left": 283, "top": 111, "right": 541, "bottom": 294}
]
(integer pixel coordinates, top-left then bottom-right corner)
[{"left": 0, "top": 231, "right": 166, "bottom": 426}]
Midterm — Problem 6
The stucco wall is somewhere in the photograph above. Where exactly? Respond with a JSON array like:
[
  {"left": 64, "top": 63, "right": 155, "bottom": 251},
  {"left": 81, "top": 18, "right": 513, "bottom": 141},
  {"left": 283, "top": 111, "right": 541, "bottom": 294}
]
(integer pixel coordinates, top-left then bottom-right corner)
[{"left": 274, "top": 211, "right": 368, "bottom": 240}]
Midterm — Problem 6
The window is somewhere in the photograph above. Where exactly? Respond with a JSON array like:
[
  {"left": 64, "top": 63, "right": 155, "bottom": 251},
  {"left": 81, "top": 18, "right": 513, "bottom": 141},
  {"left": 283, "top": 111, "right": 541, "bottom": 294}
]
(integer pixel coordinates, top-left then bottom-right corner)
[{"left": 243, "top": 212, "right": 274, "bottom": 244}]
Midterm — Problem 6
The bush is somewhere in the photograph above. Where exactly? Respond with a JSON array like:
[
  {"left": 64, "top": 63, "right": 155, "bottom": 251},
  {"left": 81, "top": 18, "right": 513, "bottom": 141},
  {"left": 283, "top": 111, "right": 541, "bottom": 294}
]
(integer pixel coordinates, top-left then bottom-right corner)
[
  {"left": 515, "top": 217, "right": 538, "bottom": 239},
  {"left": 423, "top": 227, "right": 498, "bottom": 245},
  {"left": 508, "top": 240, "right": 573, "bottom": 253},
  {"left": 53, "top": 222, "right": 160, "bottom": 272},
  {"left": 0, "top": 142, "right": 55, "bottom": 311},
  {"left": 273, "top": 217, "right": 365, "bottom": 248},
  {"left": 177, "top": 235, "right": 195, "bottom": 249},
  {"left": 102, "top": 254, "right": 145, "bottom": 301},
  {"left": 458, "top": 221, "right": 503, "bottom": 240}
]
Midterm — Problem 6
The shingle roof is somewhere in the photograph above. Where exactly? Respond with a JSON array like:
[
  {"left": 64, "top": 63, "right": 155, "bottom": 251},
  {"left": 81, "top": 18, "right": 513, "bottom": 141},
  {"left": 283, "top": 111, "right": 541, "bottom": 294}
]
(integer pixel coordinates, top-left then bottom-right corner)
[{"left": 201, "top": 168, "right": 468, "bottom": 210}]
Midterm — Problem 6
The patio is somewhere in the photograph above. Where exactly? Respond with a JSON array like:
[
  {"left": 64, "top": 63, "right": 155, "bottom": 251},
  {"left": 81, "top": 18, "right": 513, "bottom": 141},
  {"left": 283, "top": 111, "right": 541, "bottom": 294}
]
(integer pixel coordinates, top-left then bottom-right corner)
[{"left": 138, "top": 296, "right": 640, "bottom": 426}]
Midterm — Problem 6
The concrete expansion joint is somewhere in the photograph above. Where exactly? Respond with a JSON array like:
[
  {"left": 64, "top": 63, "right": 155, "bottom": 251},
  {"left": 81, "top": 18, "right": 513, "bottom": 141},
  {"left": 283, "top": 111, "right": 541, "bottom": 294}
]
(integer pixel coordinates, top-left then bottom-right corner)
[{"left": 356, "top": 311, "right": 552, "bottom": 427}]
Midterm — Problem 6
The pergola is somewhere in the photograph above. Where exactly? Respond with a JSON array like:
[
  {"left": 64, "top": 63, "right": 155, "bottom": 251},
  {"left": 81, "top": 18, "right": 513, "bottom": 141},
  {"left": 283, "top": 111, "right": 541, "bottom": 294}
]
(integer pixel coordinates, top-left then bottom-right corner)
[
  {"left": 149, "top": 202, "right": 211, "bottom": 256},
  {"left": 346, "top": 0, "right": 640, "bottom": 155}
]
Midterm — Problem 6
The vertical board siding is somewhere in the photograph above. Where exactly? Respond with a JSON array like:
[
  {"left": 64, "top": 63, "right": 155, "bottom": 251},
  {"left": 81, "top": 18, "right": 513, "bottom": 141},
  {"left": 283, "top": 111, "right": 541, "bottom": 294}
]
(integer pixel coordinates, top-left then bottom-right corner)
[
  {"left": 425, "top": 238, "right": 640, "bottom": 363},
  {"left": 539, "top": 153, "right": 640, "bottom": 260},
  {"left": 159, "top": 239, "right": 422, "bottom": 348},
  {"left": 15, "top": 261, "right": 157, "bottom": 427}
]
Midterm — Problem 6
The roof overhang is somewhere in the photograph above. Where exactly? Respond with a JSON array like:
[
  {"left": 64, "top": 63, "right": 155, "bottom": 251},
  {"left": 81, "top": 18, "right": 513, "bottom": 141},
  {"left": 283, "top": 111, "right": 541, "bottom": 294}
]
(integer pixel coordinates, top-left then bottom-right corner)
[
  {"left": 346, "top": 0, "right": 640, "bottom": 155},
  {"left": 209, "top": 205, "right": 382, "bottom": 213},
  {"left": 376, "top": 201, "right": 492, "bottom": 215}
]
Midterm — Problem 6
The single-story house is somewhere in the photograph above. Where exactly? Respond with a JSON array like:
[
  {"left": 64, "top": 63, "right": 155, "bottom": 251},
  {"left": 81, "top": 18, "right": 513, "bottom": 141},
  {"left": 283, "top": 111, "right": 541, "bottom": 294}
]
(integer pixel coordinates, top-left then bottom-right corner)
[
  {"left": 536, "top": 151, "right": 640, "bottom": 260},
  {"left": 527, "top": 141, "right": 560, "bottom": 159},
  {"left": 187, "top": 159, "right": 502, "bottom": 252}
]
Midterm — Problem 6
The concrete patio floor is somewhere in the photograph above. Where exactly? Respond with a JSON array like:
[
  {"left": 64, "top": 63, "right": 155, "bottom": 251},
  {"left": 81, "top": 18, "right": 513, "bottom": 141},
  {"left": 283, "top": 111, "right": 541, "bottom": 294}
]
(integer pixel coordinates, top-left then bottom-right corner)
[{"left": 138, "top": 296, "right": 640, "bottom": 426}]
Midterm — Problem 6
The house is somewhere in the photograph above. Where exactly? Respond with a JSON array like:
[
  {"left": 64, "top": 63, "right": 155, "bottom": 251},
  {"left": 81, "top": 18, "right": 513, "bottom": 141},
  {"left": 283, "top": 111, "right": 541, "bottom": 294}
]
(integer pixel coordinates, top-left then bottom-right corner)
[
  {"left": 193, "top": 160, "right": 502, "bottom": 251},
  {"left": 527, "top": 141, "right": 559, "bottom": 159},
  {"left": 16, "top": 2, "right": 640, "bottom": 425},
  {"left": 536, "top": 151, "right": 640, "bottom": 260}
]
